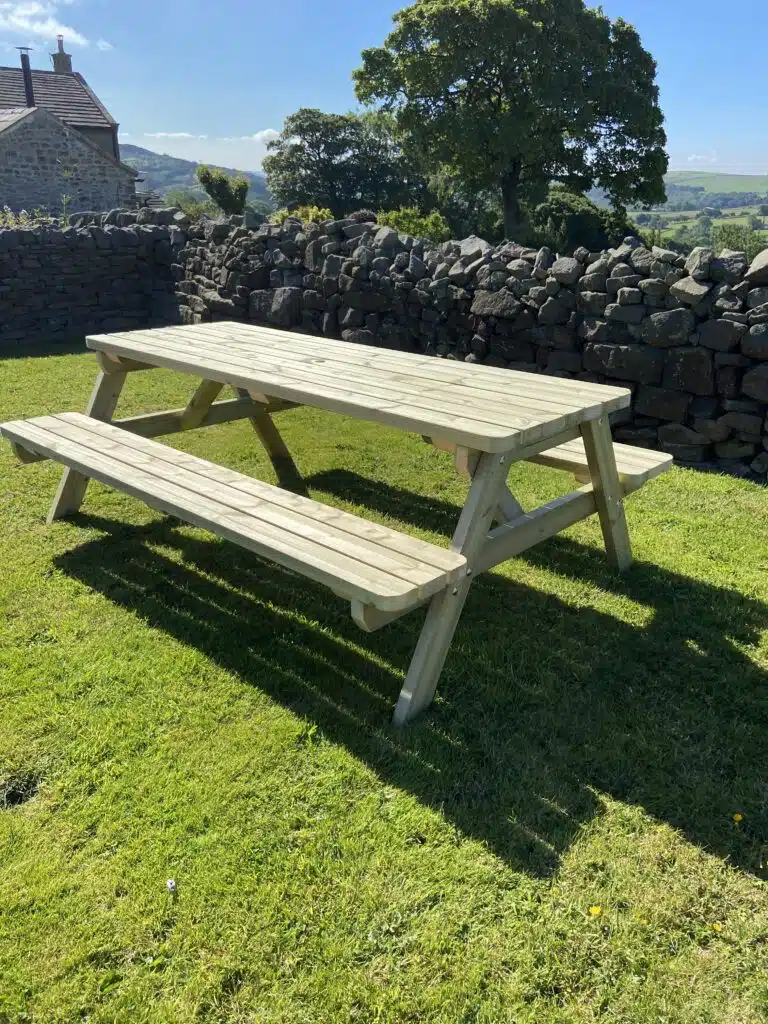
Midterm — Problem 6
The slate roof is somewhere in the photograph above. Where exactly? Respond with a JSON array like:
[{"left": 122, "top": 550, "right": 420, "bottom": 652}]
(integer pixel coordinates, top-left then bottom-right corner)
[
  {"left": 0, "top": 107, "right": 34, "bottom": 134},
  {"left": 0, "top": 68, "right": 116, "bottom": 129}
]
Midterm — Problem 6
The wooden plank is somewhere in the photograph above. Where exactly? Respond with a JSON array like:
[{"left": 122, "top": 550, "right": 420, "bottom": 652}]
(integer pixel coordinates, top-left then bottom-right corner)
[
  {"left": 195, "top": 323, "right": 631, "bottom": 410},
  {"left": 92, "top": 330, "right": 556, "bottom": 436},
  {"left": 93, "top": 323, "right": 629, "bottom": 414},
  {"left": 86, "top": 326, "right": 630, "bottom": 452},
  {"left": 83, "top": 333, "right": 537, "bottom": 452},
  {"left": 393, "top": 449, "right": 512, "bottom": 725},
  {"left": 107, "top": 325, "right": 616, "bottom": 430},
  {"left": 530, "top": 437, "right": 673, "bottom": 492},
  {"left": 179, "top": 379, "right": 225, "bottom": 430},
  {"left": 0, "top": 415, "right": 465, "bottom": 611},
  {"left": 159, "top": 326, "right": 620, "bottom": 425},
  {"left": 57, "top": 414, "right": 465, "bottom": 575},
  {"left": 580, "top": 418, "right": 633, "bottom": 571},
  {"left": 47, "top": 369, "right": 126, "bottom": 523},
  {"left": 44, "top": 413, "right": 462, "bottom": 587},
  {"left": 474, "top": 485, "right": 598, "bottom": 574},
  {"left": 203, "top": 323, "right": 627, "bottom": 412},
  {"left": 112, "top": 397, "right": 260, "bottom": 438}
]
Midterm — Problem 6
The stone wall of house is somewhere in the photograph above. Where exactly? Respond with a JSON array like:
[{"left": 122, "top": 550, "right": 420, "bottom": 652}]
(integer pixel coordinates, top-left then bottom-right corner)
[
  {"left": 0, "top": 209, "right": 185, "bottom": 346},
  {"left": 0, "top": 111, "right": 135, "bottom": 215},
  {"left": 172, "top": 216, "right": 768, "bottom": 480}
]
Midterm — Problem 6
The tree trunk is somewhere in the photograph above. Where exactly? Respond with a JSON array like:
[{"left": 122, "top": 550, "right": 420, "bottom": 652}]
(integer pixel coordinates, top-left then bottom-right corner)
[{"left": 501, "top": 169, "right": 523, "bottom": 240}]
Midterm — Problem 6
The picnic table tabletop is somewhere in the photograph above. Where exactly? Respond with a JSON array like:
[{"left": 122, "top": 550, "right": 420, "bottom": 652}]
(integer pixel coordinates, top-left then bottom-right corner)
[{"left": 87, "top": 323, "right": 631, "bottom": 454}]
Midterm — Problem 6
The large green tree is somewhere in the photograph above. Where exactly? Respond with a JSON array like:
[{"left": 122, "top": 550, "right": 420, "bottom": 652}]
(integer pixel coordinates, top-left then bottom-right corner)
[
  {"left": 353, "top": 0, "right": 668, "bottom": 238},
  {"left": 262, "top": 108, "right": 429, "bottom": 217}
]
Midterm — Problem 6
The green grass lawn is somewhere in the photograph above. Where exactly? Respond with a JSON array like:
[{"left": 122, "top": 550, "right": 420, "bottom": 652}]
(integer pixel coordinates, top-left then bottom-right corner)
[{"left": 1, "top": 349, "right": 768, "bottom": 1023}]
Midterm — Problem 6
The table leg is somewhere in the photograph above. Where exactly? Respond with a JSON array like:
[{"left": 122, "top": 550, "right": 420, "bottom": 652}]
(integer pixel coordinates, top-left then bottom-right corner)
[
  {"left": 179, "top": 379, "right": 224, "bottom": 429},
  {"left": 47, "top": 368, "right": 127, "bottom": 522},
  {"left": 455, "top": 445, "right": 523, "bottom": 524},
  {"left": 393, "top": 450, "right": 512, "bottom": 725},
  {"left": 236, "top": 388, "right": 307, "bottom": 495},
  {"left": 581, "top": 416, "right": 633, "bottom": 570}
]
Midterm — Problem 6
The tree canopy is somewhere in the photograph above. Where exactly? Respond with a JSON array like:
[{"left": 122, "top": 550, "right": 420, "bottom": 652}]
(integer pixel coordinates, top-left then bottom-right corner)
[
  {"left": 354, "top": 0, "right": 668, "bottom": 237},
  {"left": 262, "top": 108, "right": 429, "bottom": 217}
]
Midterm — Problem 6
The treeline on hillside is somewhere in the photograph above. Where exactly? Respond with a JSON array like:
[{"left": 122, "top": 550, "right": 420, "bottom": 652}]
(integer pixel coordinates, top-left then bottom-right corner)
[{"left": 639, "top": 184, "right": 768, "bottom": 213}]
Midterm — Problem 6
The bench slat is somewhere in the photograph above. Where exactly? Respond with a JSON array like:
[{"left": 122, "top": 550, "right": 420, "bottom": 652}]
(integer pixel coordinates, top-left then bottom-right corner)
[
  {"left": 0, "top": 413, "right": 466, "bottom": 611},
  {"left": 530, "top": 437, "right": 673, "bottom": 492},
  {"left": 46, "top": 413, "right": 455, "bottom": 587}
]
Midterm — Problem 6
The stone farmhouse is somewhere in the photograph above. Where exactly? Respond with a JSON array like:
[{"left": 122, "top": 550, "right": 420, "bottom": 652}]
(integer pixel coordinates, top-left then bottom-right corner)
[{"left": 0, "top": 39, "right": 136, "bottom": 215}]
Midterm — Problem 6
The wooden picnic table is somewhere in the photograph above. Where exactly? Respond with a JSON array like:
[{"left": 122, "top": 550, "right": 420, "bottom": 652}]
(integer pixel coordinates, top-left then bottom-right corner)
[{"left": 0, "top": 322, "right": 672, "bottom": 724}]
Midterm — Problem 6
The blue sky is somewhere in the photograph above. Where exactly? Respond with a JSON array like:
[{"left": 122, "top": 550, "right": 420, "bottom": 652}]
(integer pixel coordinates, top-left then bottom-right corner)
[{"left": 1, "top": 0, "right": 767, "bottom": 177}]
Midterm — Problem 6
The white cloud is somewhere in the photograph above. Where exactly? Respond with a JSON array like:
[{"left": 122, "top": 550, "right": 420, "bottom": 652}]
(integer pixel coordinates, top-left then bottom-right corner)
[
  {"left": 145, "top": 131, "right": 209, "bottom": 140},
  {"left": 219, "top": 129, "right": 280, "bottom": 144},
  {"left": 687, "top": 151, "right": 718, "bottom": 165},
  {"left": 96, "top": 38, "right": 112, "bottom": 51},
  {"left": 124, "top": 129, "right": 280, "bottom": 170},
  {"left": 0, "top": 2, "right": 88, "bottom": 45}
]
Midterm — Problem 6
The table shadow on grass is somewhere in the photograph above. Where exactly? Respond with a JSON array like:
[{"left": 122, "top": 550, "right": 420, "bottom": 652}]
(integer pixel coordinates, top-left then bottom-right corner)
[{"left": 56, "top": 476, "right": 768, "bottom": 880}]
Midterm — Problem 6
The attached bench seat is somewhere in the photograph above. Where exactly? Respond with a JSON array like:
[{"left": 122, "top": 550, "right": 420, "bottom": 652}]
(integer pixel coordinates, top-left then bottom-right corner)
[
  {"left": 0, "top": 413, "right": 467, "bottom": 612},
  {"left": 530, "top": 438, "right": 673, "bottom": 494}
]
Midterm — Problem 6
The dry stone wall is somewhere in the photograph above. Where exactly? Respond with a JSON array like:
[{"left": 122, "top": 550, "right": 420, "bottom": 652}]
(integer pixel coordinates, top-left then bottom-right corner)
[
  {"left": 173, "top": 217, "right": 768, "bottom": 480},
  {"left": 0, "top": 208, "right": 185, "bottom": 347},
  {"left": 1, "top": 206, "right": 766, "bottom": 482}
]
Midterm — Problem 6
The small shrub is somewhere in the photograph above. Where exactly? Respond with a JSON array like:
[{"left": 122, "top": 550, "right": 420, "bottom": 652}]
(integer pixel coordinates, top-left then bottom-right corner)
[
  {"left": 270, "top": 205, "right": 333, "bottom": 225},
  {"left": 0, "top": 205, "right": 52, "bottom": 228},
  {"left": 376, "top": 207, "right": 451, "bottom": 243},
  {"left": 639, "top": 227, "right": 665, "bottom": 250},
  {"left": 712, "top": 224, "right": 767, "bottom": 262},
  {"left": 195, "top": 165, "right": 249, "bottom": 216}
]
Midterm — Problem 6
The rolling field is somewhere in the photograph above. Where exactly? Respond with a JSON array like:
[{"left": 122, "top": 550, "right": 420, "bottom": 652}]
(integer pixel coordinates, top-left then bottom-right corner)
[{"left": 665, "top": 171, "right": 768, "bottom": 193}]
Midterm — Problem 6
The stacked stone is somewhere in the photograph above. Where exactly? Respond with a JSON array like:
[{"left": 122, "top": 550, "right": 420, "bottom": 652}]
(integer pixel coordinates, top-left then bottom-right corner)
[
  {"left": 173, "top": 217, "right": 768, "bottom": 479},
  {"left": 0, "top": 207, "right": 186, "bottom": 347}
]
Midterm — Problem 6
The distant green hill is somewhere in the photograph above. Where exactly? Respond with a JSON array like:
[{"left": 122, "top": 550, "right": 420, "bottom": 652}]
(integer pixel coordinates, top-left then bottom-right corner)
[
  {"left": 665, "top": 171, "right": 768, "bottom": 193},
  {"left": 591, "top": 171, "right": 768, "bottom": 214},
  {"left": 120, "top": 144, "right": 272, "bottom": 204}
]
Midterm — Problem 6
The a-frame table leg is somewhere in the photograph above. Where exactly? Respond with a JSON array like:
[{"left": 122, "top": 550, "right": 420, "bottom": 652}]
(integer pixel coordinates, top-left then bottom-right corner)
[
  {"left": 235, "top": 388, "right": 307, "bottom": 494},
  {"left": 454, "top": 444, "right": 523, "bottom": 524},
  {"left": 392, "top": 450, "right": 512, "bottom": 725},
  {"left": 581, "top": 416, "right": 633, "bottom": 570}
]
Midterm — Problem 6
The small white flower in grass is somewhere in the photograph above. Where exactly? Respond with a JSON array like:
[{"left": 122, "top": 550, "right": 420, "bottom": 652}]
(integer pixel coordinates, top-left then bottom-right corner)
[{"left": 166, "top": 879, "right": 177, "bottom": 895}]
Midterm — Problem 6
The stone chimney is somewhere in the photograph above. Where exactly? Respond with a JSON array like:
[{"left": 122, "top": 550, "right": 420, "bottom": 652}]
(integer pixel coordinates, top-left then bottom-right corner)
[
  {"left": 18, "top": 49, "right": 35, "bottom": 107},
  {"left": 51, "top": 35, "right": 72, "bottom": 74}
]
